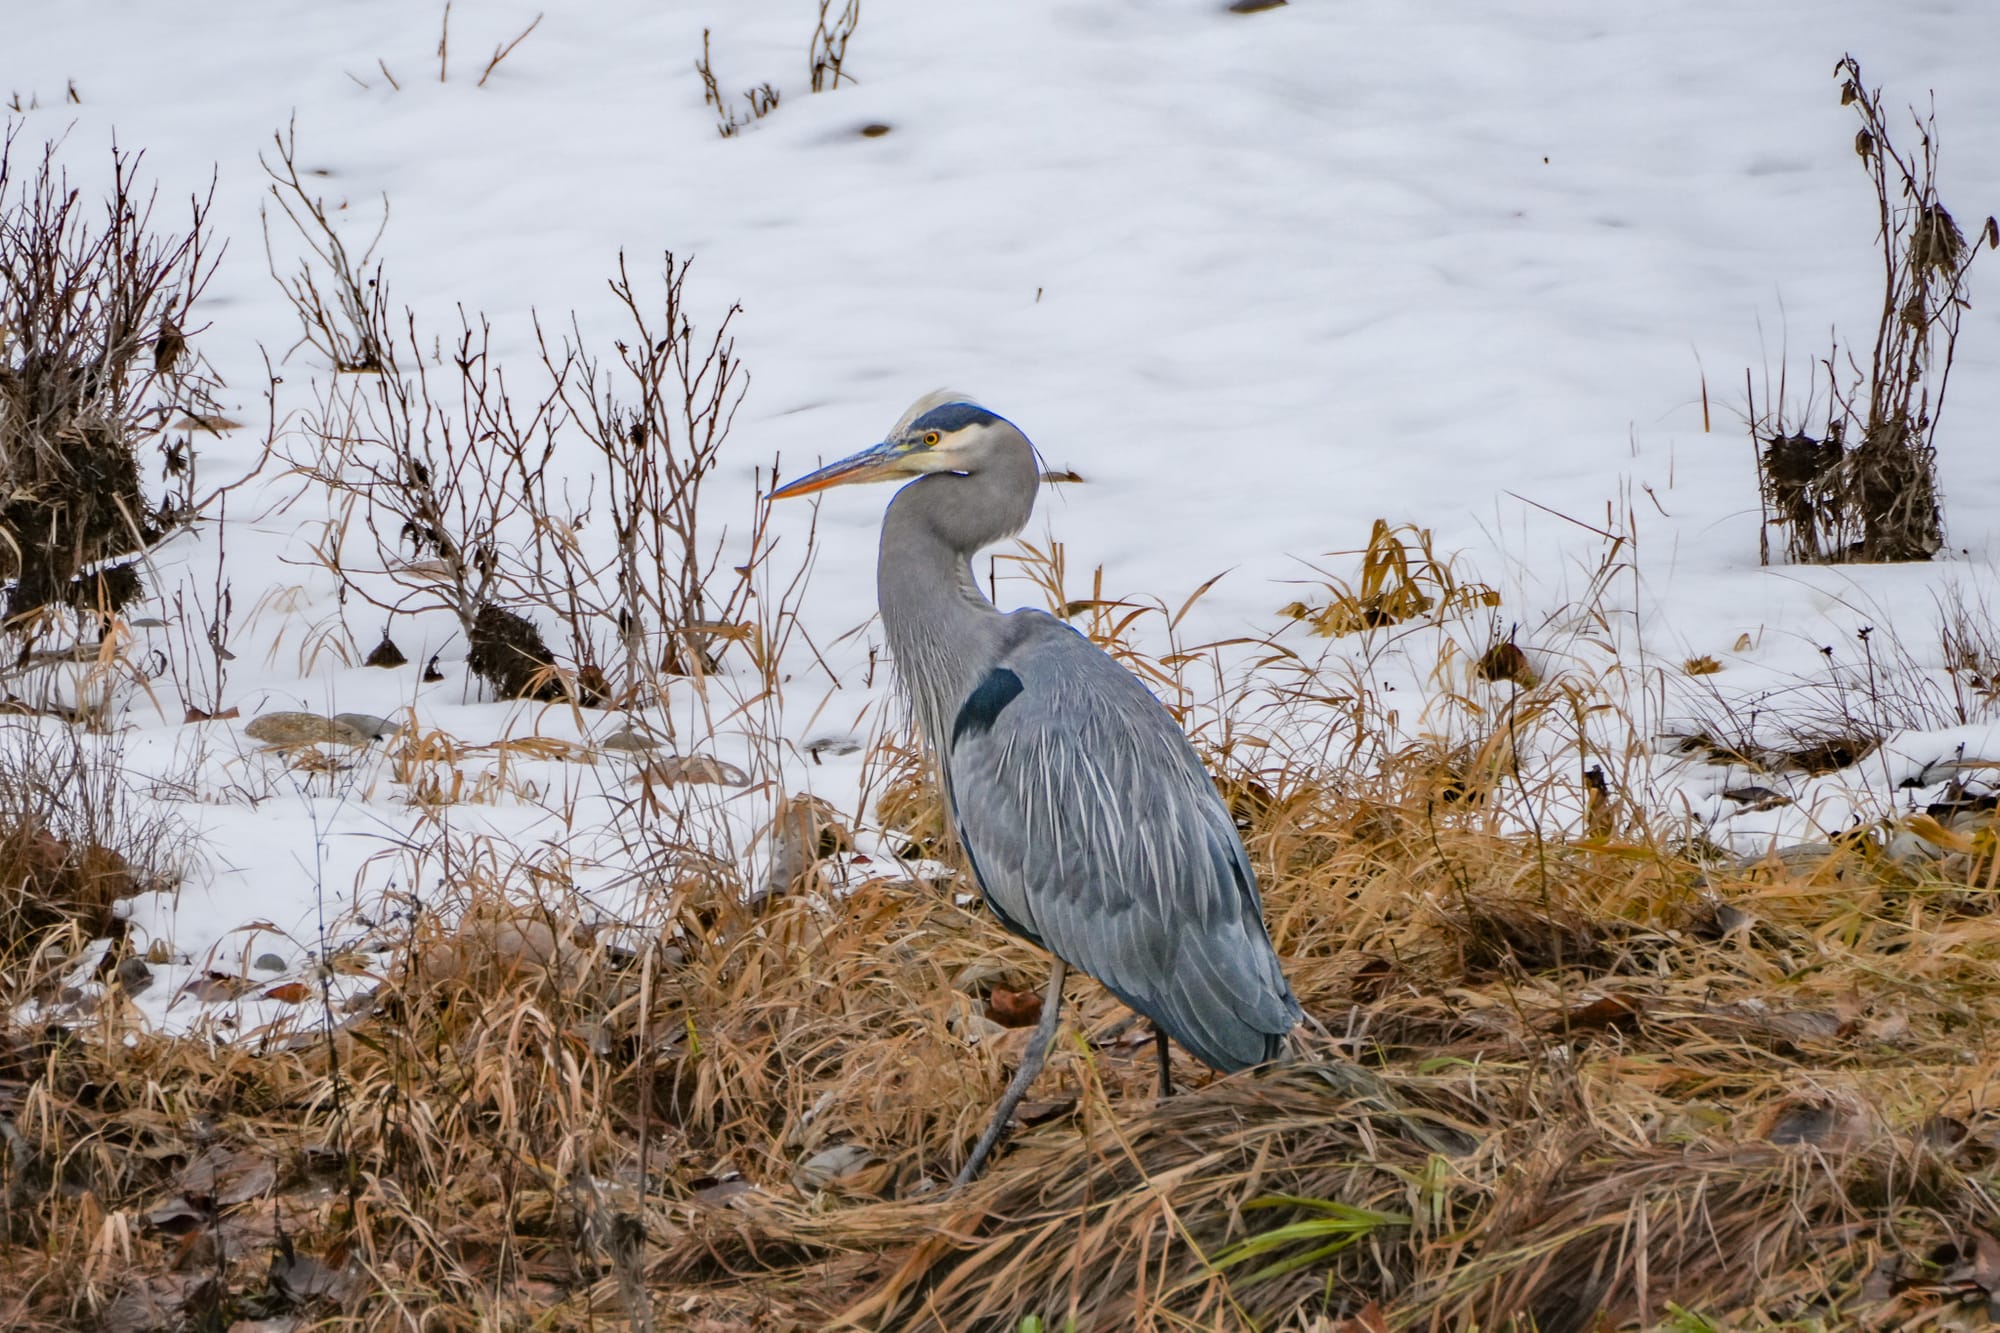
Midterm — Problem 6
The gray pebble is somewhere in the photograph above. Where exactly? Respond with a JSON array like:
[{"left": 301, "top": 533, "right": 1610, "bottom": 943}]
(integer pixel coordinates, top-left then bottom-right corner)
[
  {"left": 332, "top": 712, "right": 398, "bottom": 741},
  {"left": 115, "top": 956, "right": 154, "bottom": 995}
]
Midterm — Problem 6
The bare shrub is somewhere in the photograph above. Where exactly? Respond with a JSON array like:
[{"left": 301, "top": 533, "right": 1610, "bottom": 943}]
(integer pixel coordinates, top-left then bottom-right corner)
[
  {"left": 278, "top": 300, "right": 585, "bottom": 700},
  {"left": 810, "top": 0, "right": 862, "bottom": 92},
  {"left": 696, "top": 29, "right": 781, "bottom": 139},
  {"left": 0, "top": 721, "right": 182, "bottom": 965},
  {"left": 262, "top": 122, "right": 389, "bottom": 373},
  {"left": 690, "top": 5, "right": 853, "bottom": 140},
  {"left": 547, "top": 252, "right": 754, "bottom": 688},
  {"left": 0, "top": 129, "right": 223, "bottom": 631},
  {"left": 264, "top": 136, "right": 804, "bottom": 712},
  {"left": 1752, "top": 56, "right": 1996, "bottom": 564},
  {"left": 1937, "top": 582, "right": 2000, "bottom": 723}
]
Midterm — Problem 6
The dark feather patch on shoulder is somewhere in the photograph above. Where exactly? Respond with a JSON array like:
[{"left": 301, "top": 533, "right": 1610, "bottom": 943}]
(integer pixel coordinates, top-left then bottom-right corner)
[{"left": 952, "top": 667, "right": 1024, "bottom": 747}]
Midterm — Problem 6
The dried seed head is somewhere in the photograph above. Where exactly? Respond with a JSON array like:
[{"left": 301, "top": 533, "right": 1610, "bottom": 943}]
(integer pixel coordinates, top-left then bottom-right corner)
[
  {"left": 1854, "top": 129, "right": 1875, "bottom": 158},
  {"left": 1910, "top": 204, "right": 1964, "bottom": 278},
  {"left": 153, "top": 317, "right": 185, "bottom": 373},
  {"left": 1840, "top": 80, "right": 1858, "bottom": 106},
  {"left": 364, "top": 631, "right": 407, "bottom": 669}
]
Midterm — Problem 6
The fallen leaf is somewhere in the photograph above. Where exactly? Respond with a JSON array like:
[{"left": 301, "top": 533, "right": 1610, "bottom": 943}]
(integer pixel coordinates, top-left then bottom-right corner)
[
  {"left": 1974, "top": 1228, "right": 2000, "bottom": 1292},
  {"left": 260, "top": 982, "right": 312, "bottom": 1004},
  {"left": 637, "top": 754, "right": 750, "bottom": 787},
  {"left": 692, "top": 1178, "right": 753, "bottom": 1206},
  {"left": 1475, "top": 640, "right": 1536, "bottom": 686},
  {"left": 984, "top": 986, "right": 1043, "bottom": 1028},
  {"left": 144, "top": 1197, "right": 210, "bottom": 1235},
  {"left": 1760, "top": 1007, "right": 1852, "bottom": 1043},
  {"left": 1917, "top": 1114, "right": 1969, "bottom": 1150},
  {"left": 179, "top": 1146, "right": 277, "bottom": 1207},
  {"left": 1011, "top": 1097, "right": 1076, "bottom": 1128},
  {"left": 1864, "top": 1009, "right": 1909, "bottom": 1042},
  {"left": 1335, "top": 1302, "right": 1390, "bottom": 1333},
  {"left": 792, "top": 1144, "right": 883, "bottom": 1193},
  {"left": 1550, "top": 993, "right": 1640, "bottom": 1034},
  {"left": 268, "top": 1245, "right": 357, "bottom": 1303},
  {"left": 181, "top": 973, "right": 254, "bottom": 1003},
  {"left": 1763, "top": 1101, "right": 1868, "bottom": 1147},
  {"left": 1858, "top": 1252, "right": 1903, "bottom": 1302}
]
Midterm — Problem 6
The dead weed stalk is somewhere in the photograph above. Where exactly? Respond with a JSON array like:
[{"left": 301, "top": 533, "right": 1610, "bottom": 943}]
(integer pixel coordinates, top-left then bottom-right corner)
[{"left": 1751, "top": 57, "right": 1997, "bottom": 565}]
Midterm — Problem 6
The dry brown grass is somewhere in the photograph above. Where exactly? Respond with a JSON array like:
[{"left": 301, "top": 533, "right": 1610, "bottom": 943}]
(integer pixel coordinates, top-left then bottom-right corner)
[
  {"left": 2, "top": 473, "right": 1995, "bottom": 1330},
  {"left": 3, "top": 707, "right": 1998, "bottom": 1331},
  {"left": 8, "top": 528, "right": 2000, "bottom": 1330}
]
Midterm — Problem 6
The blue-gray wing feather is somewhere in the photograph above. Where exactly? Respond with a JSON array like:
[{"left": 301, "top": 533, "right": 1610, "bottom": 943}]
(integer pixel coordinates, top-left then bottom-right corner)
[{"left": 943, "top": 611, "right": 1302, "bottom": 1071}]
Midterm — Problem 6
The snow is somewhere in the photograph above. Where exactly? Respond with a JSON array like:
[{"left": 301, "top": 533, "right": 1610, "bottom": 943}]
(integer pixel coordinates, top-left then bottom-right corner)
[{"left": 5, "top": 0, "right": 1998, "bottom": 1034}]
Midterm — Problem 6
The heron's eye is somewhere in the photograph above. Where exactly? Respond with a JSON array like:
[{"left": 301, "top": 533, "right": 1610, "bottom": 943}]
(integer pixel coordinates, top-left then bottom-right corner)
[{"left": 923, "top": 431, "right": 940, "bottom": 446}]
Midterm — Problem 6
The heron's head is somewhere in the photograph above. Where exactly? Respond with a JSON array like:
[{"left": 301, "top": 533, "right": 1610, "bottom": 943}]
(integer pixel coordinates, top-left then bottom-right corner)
[{"left": 770, "top": 391, "right": 1024, "bottom": 499}]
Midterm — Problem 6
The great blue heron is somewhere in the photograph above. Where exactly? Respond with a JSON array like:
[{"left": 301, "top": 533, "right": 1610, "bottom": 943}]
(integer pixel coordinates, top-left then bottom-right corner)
[{"left": 772, "top": 391, "right": 1302, "bottom": 1185}]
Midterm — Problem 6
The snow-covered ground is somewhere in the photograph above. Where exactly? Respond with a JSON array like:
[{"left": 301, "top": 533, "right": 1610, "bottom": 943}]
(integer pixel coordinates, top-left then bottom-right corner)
[{"left": 6, "top": 0, "right": 1999, "bottom": 1035}]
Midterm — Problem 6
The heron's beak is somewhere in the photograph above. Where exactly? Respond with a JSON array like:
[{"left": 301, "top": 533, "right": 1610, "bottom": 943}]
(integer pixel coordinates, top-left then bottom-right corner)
[{"left": 769, "top": 440, "right": 912, "bottom": 499}]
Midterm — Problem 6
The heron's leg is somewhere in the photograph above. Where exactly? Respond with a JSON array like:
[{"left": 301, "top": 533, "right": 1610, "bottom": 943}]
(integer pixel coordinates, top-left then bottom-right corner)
[
  {"left": 954, "top": 959, "right": 1067, "bottom": 1188},
  {"left": 1154, "top": 1028, "right": 1173, "bottom": 1098}
]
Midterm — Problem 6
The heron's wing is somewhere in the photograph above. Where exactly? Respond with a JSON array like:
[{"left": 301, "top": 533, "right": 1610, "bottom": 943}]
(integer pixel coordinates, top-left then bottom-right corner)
[{"left": 944, "top": 612, "right": 1301, "bottom": 1072}]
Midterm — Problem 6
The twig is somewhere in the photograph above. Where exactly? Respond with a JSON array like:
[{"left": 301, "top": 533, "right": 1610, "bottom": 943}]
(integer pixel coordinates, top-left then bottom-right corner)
[
  {"left": 436, "top": 1, "right": 451, "bottom": 83},
  {"left": 478, "top": 13, "right": 542, "bottom": 88}
]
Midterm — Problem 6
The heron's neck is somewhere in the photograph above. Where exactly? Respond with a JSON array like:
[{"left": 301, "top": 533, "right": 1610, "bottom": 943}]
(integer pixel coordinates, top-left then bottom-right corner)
[{"left": 876, "top": 458, "right": 1037, "bottom": 751}]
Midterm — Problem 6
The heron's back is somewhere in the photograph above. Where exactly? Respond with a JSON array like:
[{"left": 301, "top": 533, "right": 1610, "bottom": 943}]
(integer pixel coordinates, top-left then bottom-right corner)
[{"left": 940, "top": 611, "right": 1301, "bottom": 1072}]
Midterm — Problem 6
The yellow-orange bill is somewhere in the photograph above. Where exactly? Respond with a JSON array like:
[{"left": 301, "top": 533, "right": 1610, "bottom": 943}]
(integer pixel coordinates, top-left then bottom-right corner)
[{"left": 769, "top": 441, "right": 904, "bottom": 499}]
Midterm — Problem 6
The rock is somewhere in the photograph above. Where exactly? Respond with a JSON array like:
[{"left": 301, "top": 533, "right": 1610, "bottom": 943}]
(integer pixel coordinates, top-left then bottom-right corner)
[
  {"left": 244, "top": 712, "right": 370, "bottom": 748},
  {"left": 332, "top": 712, "right": 398, "bottom": 741},
  {"left": 181, "top": 973, "right": 254, "bottom": 1003},
  {"left": 598, "top": 725, "right": 659, "bottom": 754},
  {"left": 638, "top": 754, "right": 750, "bottom": 787},
  {"left": 114, "top": 955, "right": 153, "bottom": 995},
  {"left": 1721, "top": 785, "right": 1790, "bottom": 812},
  {"left": 252, "top": 952, "right": 287, "bottom": 973}
]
